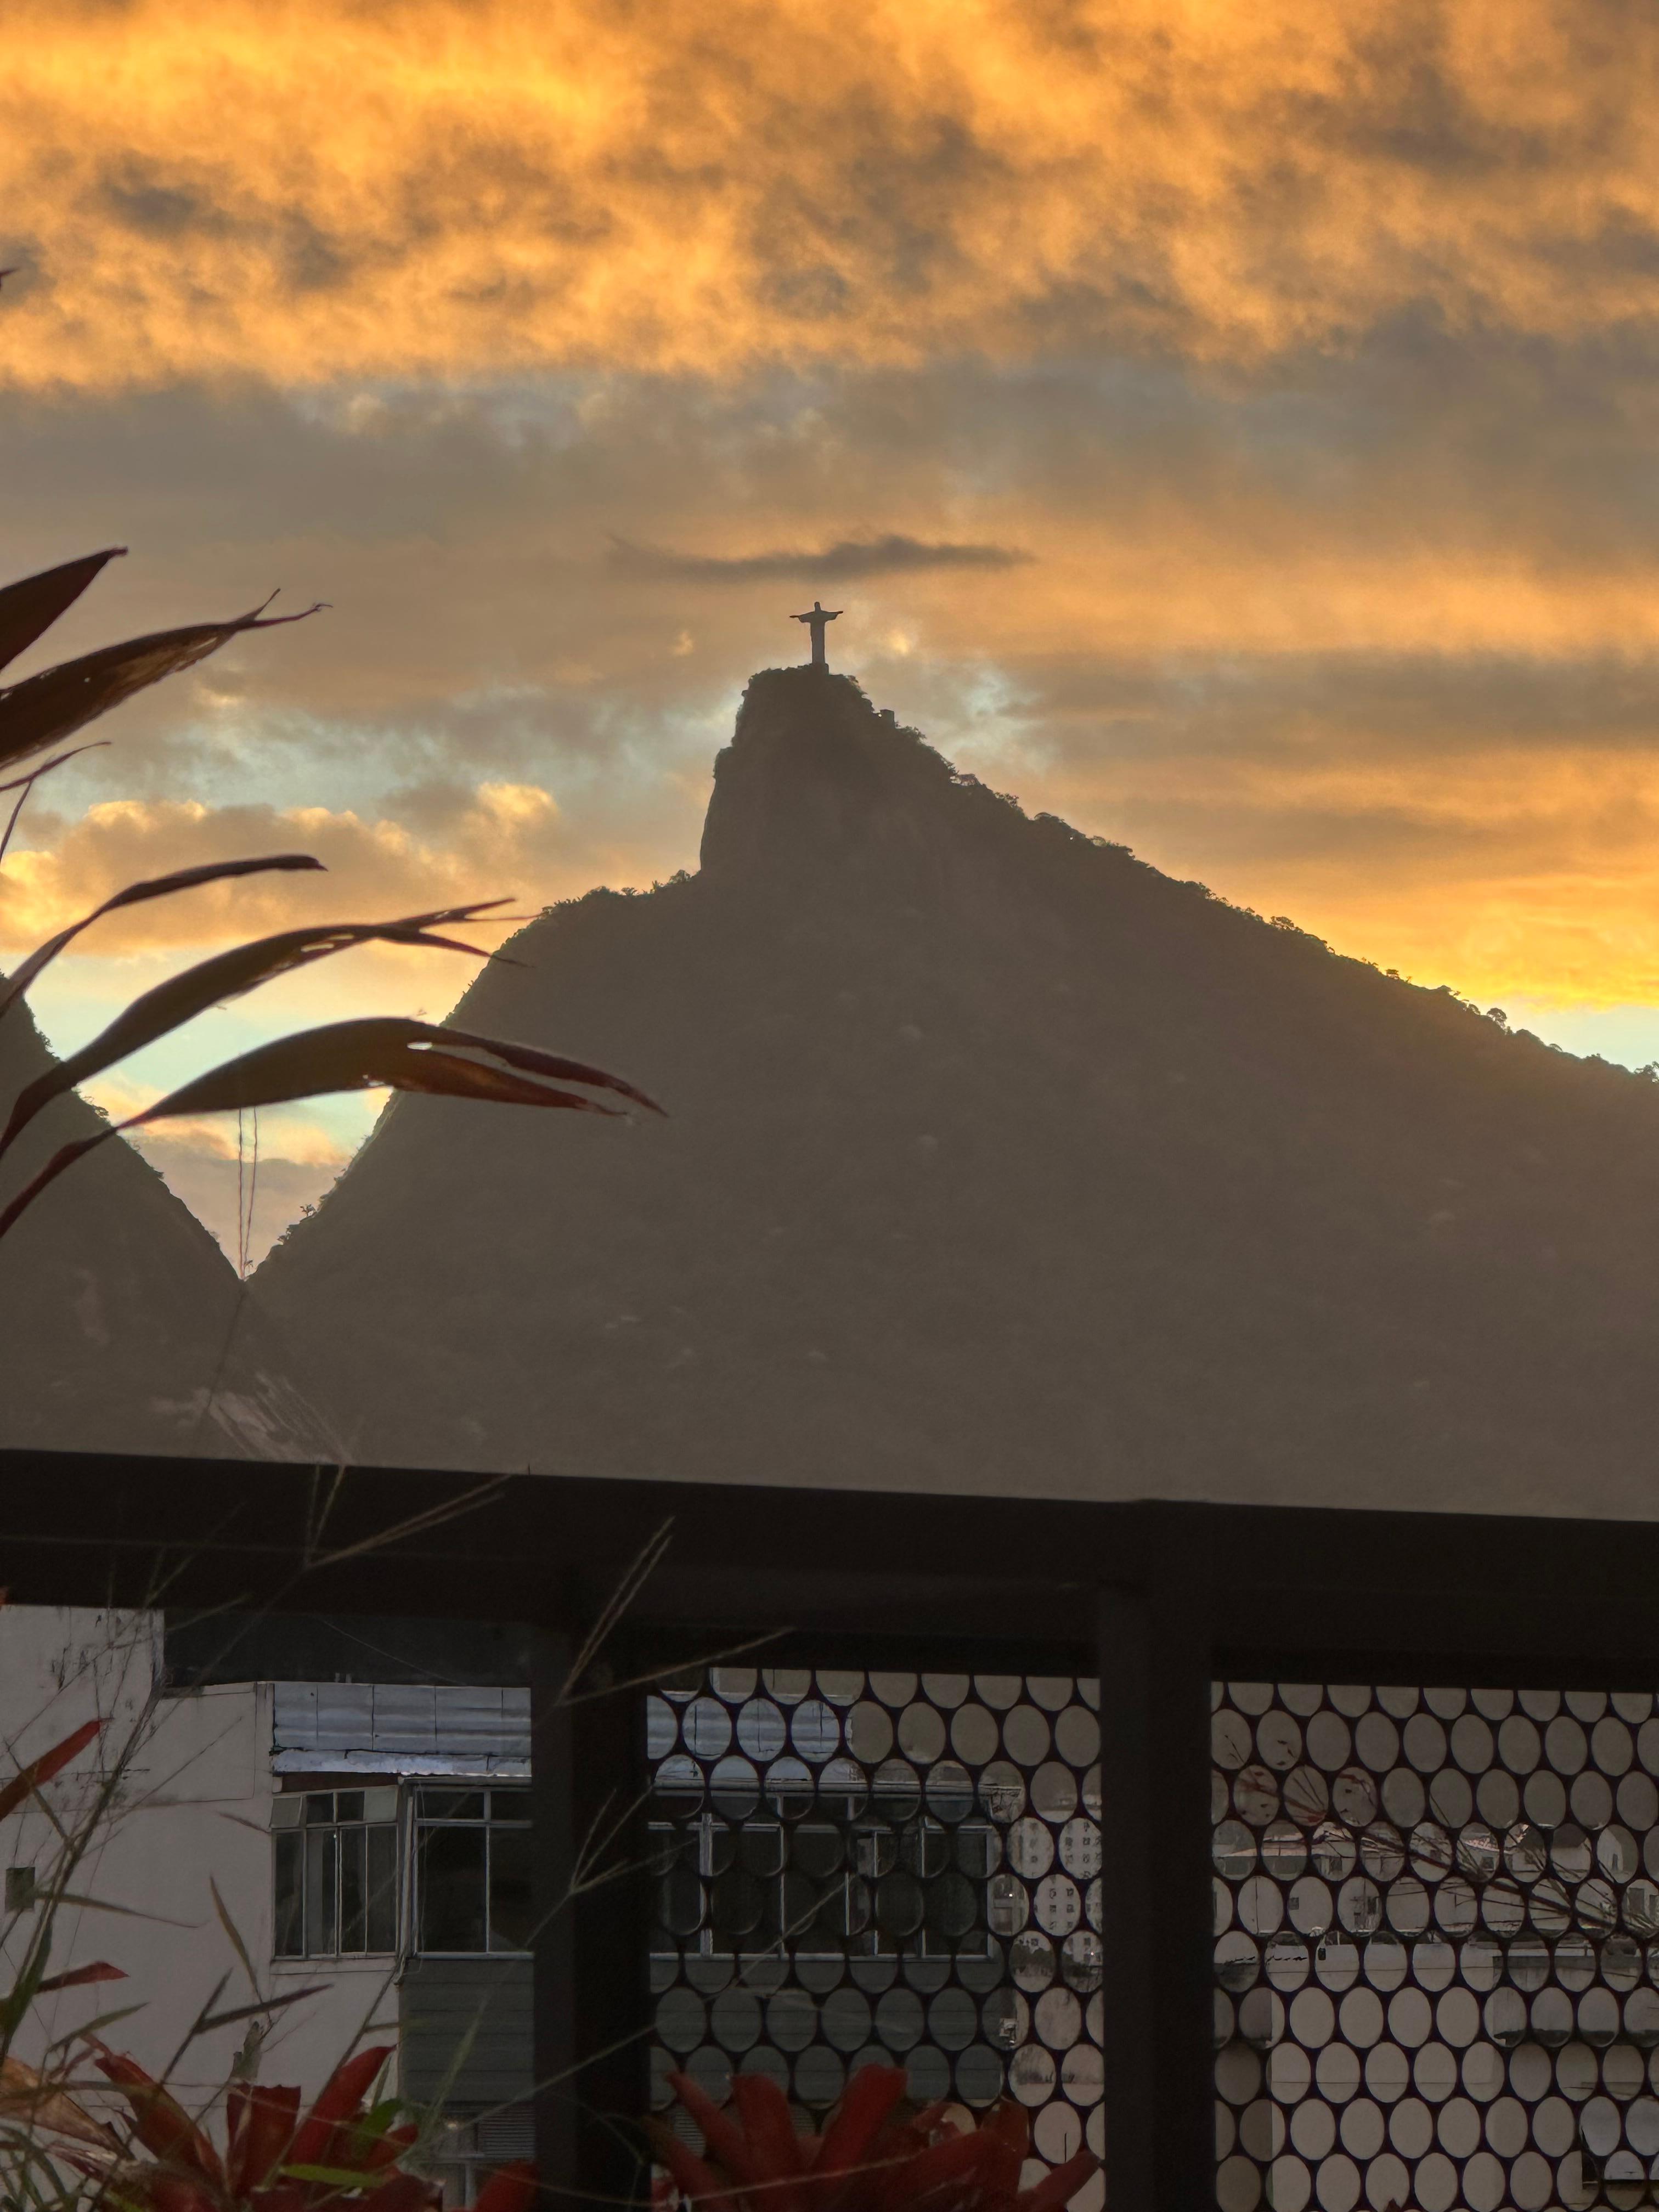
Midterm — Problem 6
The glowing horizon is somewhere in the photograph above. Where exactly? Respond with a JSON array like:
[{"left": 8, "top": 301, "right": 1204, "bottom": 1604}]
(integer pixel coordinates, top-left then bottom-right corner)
[{"left": 5, "top": 0, "right": 1659, "bottom": 1259}]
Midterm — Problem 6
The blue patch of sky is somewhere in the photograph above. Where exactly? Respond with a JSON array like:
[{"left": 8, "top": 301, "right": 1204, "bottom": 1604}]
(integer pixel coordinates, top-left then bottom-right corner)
[{"left": 1504, "top": 1000, "right": 1659, "bottom": 1075}]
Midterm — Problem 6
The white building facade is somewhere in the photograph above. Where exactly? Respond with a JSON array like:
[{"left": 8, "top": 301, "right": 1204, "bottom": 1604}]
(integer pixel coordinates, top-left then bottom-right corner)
[{"left": 0, "top": 1606, "right": 534, "bottom": 2201}]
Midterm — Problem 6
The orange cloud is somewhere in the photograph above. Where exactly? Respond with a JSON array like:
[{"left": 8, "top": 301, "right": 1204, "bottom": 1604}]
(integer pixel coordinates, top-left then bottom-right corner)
[
  {"left": 0, "top": 783, "right": 586, "bottom": 953},
  {"left": 3, "top": 0, "right": 1659, "bottom": 388},
  {"left": 119, "top": 1121, "right": 348, "bottom": 1270},
  {"left": 1037, "top": 736, "right": 1659, "bottom": 1008}
]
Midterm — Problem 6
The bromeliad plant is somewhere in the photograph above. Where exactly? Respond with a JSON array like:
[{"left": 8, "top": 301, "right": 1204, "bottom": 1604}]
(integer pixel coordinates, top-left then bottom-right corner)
[
  {"left": 66, "top": 2042, "right": 539, "bottom": 2212},
  {"left": 81, "top": 2043, "right": 425, "bottom": 2211},
  {"left": 652, "top": 2064, "right": 1098, "bottom": 2212},
  {"left": 0, "top": 1479, "right": 547, "bottom": 2212}
]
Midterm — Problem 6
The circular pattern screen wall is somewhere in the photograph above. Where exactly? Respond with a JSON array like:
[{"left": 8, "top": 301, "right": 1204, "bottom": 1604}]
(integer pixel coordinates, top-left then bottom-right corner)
[
  {"left": 648, "top": 1664, "right": 1104, "bottom": 2205},
  {"left": 1214, "top": 1681, "right": 1659, "bottom": 2211}
]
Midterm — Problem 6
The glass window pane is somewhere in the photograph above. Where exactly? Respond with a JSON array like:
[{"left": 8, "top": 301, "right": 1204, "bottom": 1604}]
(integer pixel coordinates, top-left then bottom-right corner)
[
  {"left": 363, "top": 1787, "right": 398, "bottom": 1822},
  {"left": 339, "top": 1825, "right": 368, "bottom": 1953},
  {"left": 304, "top": 1793, "right": 335, "bottom": 1826},
  {"left": 488, "top": 1825, "right": 534, "bottom": 1953},
  {"left": 335, "top": 1791, "right": 365, "bottom": 1824},
  {"left": 270, "top": 1797, "right": 303, "bottom": 1831},
  {"left": 304, "top": 1828, "right": 337, "bottom": 1956},
  {"left": 419, "top": 1826, "right": 488, "bottom": 1953},
  {"left": 488, "top": 1790, "right": 531, "bottom": 1824},
  {"left": 273, "top": 1831, "right": 304, "bottom": 1957},
  {"left": 366, "top": 1826, "right": 398, "bottom": 1954},
  {"left": 419, "top": 1789, "right": 484, "bottom": 1821}
]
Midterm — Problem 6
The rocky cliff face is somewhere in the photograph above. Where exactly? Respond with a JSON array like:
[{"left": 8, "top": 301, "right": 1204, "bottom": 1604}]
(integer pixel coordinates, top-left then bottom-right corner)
[
  {"left": 0, "top": 996, "right": 337, "bottom": 1460},
  {"left": 253, "top": 666, "right": 1659, "bottom": 1515}
]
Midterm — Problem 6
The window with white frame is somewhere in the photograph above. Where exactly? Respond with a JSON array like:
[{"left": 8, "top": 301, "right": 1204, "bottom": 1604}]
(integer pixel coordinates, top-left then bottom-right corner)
[
  {"left": 414, "top": 1787, "right": 533, "bottom": 1955},
  {"left": 272, "top": 1787, "right": 399, "bottom": 1957}
]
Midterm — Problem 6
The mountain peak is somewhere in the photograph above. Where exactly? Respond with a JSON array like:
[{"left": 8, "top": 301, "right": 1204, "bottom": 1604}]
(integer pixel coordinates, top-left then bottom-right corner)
[
  {"left": 699, "top": 667, "right": 950, "bottom": 881},
  {"left": 255, "top": 677, "right": 1659, "bottom": 1520}
]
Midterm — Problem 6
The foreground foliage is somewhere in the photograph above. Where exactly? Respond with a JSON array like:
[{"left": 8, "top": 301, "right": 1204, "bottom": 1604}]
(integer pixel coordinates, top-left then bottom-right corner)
[
  {"left": 0, "top": 1638, "right": 543, "bottom": 2212},
  {"left": 0, "top": 547, "right": 657, "bottom": 1246},
  {"left": 653, "top": 2063, "right": 1097, "bottom": 2212},
  {"left": 77, "top": 2044, "right": 536, "bottom": 2212}
]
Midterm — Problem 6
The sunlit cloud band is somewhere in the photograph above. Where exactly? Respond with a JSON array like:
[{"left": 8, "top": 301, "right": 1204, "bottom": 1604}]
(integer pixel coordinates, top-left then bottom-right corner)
[{"left": 4, "top": 0, "right": 1659, "bottom": 388}]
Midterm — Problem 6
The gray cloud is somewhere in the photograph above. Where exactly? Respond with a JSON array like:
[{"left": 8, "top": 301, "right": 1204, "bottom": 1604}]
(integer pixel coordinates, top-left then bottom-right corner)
[
  {"left": 4, "top": 325, "right": 1659, "bottom": 936},
  {"left": 1018, "top": 647, "right": 1659, "bottom": 765},
  {"left": 606, "top": 532, "right": 1034, "bottom": 584}
]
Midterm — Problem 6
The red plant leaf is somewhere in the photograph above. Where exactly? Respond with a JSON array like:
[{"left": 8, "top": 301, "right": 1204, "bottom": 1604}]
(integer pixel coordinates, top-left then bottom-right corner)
[
  {"left": 0, "top": 597, "right": 323, "bottom": 774},
  {"left": 0, "top": 1717, "right": 102, "bottom": 1821},
  {"left": 867, "top": 2124, "right": 984, "bottom": 2210},
  {"left": 37, "top": 1960, "right": 125, "bottom": 1993},
  {"left": 469, "top": 2159, "right": 538, "bottom": 2212},
  {"left": 814, "top": 2070, "right": 916, "bottom": 2212},
  {"left": 0, "top": 549, "right": 125, "bottom": 677},
  {"left": 287, "top": 2045, "right": 393, "bottom": 2168},
  {"left": 227, "top": 2081, "right": 302, "bottom": 2195},
  {"left": 662, "top": 2067, "right": 1088, "bottom": 2212},
  {"left": 814, "top": 2066, "right": 908, "bottom": 2197},
  {"left": 645, "top": 2125, "right": 739, "bottom": 2212},
  {"left": 92, "top": 2046, "right": 222, "bottom": 2184},
  {"left": 664, "top": 2071, "right": 762, "bottom": 2187},
  {"left": 975, "top": 2098, "right": 1030, "bottom": 2202},
  {"left": 729, "top": 2074, "right": 806, "bottom": 2209},
  {"left": 133, "top": 2176, "right": 218, "bottom": 2212}
]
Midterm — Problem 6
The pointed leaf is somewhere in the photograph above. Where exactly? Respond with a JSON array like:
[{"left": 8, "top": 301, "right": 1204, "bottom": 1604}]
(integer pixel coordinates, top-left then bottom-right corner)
[
  {"left": 730, "top": 2073, "right": 805, "bottom": 2193},
  {"left": 470, "top": 2159, "right": 538, "bottom": 2212},
  {"left": 49, "top": 1893, "right": 197, "bottom": 1926},
  {"left": 288, "top": 2044, "right": 393, "bottom": 2166},
  {"left": 871, "top": 2124, "right": 984, "bottom": 2205},
  {"left": 667, "top": 2071, "right": 761, "bottom": 2186},
  {"left": 227, "top": 2081, "right": 301, "bottom": 2195},
  {"left": 0, "top": 597, "right": 323, "bottom": 773},
  {"left": 37, "top": 1962, "right": 126, "bottom": 1993},
  {"left": 644, "top": 2123, "right": 740, "bottom": 2212},
  {"left": 0, "top": 550, "right": 125, "bottom": 677},
  {"left": 0, "top": 739, "right": 110, "bottom": 799},
  {"left": 208, "top": 1875, "right": 261, "bottom": 1999},
  {"left": 0, "top": 901, "right": 509, "bottom": 1155},
  {"left": 0, "top": 1717, "right": 102, "bottom": 1821},
  {"left": 816, "top": 2066, "right": 908, "bottom": 2186},
  {"left": 91, "top": 2046, "right": 222, "bottom": 2182},
  {"left": 0, "top": 1014, "right": 656, "bottom": 1243},
  {"left": 44, "top": 2001, "right": 151, "bottom": 2049},
  {"left": 0, "top": 854, "right": 325, "bottom": 1028},
  {"left": 194, "top": 1987, "right": 329, "bottom": 2033},
  {"left": 0, "top": 2053, "right": 119, "bottom": 2150}
]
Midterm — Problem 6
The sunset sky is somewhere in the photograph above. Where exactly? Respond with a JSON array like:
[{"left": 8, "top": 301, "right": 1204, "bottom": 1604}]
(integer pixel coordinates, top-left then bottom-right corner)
[{"left": 6, "top": 0, "right": 1659, "bottom": 1259}]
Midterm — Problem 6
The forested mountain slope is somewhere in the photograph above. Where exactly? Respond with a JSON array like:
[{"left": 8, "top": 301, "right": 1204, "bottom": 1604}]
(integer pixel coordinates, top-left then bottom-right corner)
[
  {"left": 0, "top": 997, "right": 337, "bottom": 1459},
  {"left": 256, "top": 668, "right": 1659, "bottom": 1517}
]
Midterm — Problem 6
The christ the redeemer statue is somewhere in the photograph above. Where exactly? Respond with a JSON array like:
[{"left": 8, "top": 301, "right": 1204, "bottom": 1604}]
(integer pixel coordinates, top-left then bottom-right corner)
[{"left": 792, "top": 600, "right": 842, "bottom": 669}]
